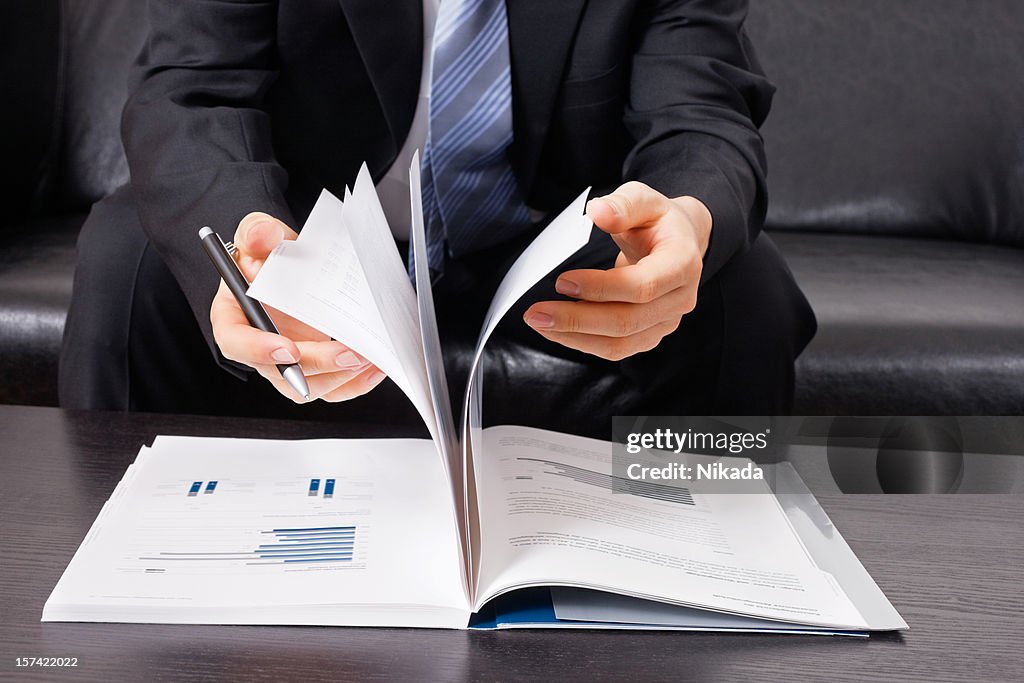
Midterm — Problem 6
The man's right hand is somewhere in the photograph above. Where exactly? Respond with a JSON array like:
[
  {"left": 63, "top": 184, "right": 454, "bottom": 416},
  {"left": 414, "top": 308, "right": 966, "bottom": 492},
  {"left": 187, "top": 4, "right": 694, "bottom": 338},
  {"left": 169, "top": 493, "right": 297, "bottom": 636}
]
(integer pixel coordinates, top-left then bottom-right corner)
[{"left": 210, "top": 212, "right": 387, "bottom": 403}]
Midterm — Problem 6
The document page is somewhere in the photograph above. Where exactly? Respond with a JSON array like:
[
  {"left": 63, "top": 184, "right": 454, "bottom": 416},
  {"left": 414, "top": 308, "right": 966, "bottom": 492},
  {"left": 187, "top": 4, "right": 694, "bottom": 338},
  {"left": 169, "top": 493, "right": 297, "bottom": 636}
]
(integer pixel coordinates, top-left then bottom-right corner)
[
  {"left": 459, "top": 189, "right": 593, "bottom": 591},
  {"left": 43, "top": 437, "right": 469, "bottom": 628},
  {"left": 471, "top": 426, "right": 869, "bottom": 629},
  {"left": 461, "top": 189, "right": 593, "bottom": 426},
  {"left": 248, "top": 187, "right": 439, "bottom": 444},
  {"left": 407, "top": 155, "right": 460, "bottom": 492}
]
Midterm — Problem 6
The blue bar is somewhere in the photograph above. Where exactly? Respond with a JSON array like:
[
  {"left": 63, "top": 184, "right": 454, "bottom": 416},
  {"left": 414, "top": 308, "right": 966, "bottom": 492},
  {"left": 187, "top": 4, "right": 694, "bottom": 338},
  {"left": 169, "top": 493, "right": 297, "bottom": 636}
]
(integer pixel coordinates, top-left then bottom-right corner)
[
  {"left": 273, "top": 533, "right": 355, "bottom": 539},
  {"left": 258, "top": 544, "right": 354, "bottom": 548},
  {"left": 204, "top": 480, "right": 218, "bottom": 494},
  {"left": 260, "top": 552, "right": 354, "bottom": 559},
  {"left": 308, "top": 478, "right": 320, "bottom": 496},
  {"left": 259, "top": 550, "right": 354, "bottom": 557},
  {"left": 324, "top": 478, "right": 336, "bottom": 498},
  {"left": 188, "top": 481, "right": 202, "bottom": 496},
  {"left": 270, "top": 526, "right": 355, "bottom": 533},
  {"left": 258, "top": 548, "right": 354, "bottom": 557},
  {"left": 283, "top": 557, "right": 354, "bottom": 563}
]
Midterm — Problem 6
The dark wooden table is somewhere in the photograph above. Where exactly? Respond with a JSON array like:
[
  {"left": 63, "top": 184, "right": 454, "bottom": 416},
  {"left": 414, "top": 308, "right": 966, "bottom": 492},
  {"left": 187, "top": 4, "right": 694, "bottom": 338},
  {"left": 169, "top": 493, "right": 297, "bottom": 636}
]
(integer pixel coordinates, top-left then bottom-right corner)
[{"left": 1, "top": 405, "right": 1021, "bottom": 682}]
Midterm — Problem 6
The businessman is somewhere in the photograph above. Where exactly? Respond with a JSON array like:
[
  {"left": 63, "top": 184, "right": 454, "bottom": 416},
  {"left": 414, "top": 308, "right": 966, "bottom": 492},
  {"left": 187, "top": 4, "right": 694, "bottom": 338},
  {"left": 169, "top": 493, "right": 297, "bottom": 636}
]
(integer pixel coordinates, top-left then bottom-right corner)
[{"left": 60, "top": 0, "right": 816, "bottom": 434}]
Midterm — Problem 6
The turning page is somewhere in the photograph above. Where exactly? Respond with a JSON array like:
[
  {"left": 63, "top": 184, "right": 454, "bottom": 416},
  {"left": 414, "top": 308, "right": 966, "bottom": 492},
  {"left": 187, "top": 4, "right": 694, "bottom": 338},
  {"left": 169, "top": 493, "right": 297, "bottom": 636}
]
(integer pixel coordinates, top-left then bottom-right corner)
[
  {"left": 248, "top": 179, "right": 439, "bottom": 446},
  {"left": 457, "top": 190, "right": 594, "bottom": 594}
]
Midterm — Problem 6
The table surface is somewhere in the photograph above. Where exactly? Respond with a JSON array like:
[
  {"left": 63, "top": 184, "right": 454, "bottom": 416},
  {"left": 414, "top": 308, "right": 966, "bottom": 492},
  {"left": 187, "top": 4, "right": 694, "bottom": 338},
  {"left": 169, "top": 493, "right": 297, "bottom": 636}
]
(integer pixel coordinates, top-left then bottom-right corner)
[{"left": 0, "top": 405, "right": 1021, "bottom": 682}]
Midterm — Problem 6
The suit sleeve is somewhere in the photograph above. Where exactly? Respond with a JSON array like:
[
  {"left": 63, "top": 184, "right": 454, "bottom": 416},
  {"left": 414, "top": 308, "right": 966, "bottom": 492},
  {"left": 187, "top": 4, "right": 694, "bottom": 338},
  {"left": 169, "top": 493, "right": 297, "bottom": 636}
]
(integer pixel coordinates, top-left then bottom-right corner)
[
  {"left": 122, "top": 0, "right": 294, "bottom": 376},
  {"left": 623, "top": 0, "right": 774, "bottom": 283}
]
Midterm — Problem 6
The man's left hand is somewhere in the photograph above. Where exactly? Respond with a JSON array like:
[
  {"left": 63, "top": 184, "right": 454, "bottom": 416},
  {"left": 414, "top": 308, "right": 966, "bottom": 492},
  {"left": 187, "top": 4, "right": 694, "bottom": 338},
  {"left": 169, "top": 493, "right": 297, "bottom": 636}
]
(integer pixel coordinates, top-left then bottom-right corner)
[{"left": 523, "top": 182, "right": 712, "bottom": 361}]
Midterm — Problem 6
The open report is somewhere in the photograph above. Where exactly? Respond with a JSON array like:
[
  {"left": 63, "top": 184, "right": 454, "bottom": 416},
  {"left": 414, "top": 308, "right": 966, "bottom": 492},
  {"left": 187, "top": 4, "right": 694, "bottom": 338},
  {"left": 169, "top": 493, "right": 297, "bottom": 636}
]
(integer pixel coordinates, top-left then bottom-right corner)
[{"left": 43, "top": 157, "right": 907, "bottom": 634}]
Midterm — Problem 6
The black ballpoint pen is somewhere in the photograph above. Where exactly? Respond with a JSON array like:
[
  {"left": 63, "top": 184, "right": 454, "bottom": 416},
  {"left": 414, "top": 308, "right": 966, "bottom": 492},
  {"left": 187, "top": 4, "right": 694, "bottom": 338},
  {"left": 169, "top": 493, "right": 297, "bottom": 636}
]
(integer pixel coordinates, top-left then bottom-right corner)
[{"left": 198, "top": 227, "right": 311, "bottom": 400}]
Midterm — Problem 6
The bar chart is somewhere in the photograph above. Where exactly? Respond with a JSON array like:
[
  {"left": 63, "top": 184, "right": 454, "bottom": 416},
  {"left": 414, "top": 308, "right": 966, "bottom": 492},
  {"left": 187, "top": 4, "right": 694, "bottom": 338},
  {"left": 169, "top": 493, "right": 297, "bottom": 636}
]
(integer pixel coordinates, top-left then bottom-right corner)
[
  {"left": 517, "top": 457, "right": 695, "bottom": 506},
  {"left": 137, "top": 525, "right": 359, "bottom": 566}
]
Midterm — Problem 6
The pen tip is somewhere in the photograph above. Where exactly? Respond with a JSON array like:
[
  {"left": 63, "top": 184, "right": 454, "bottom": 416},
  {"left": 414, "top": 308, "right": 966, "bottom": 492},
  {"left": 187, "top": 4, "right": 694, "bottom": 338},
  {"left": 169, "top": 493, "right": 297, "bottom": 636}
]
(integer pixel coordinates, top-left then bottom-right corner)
[{"left": 303, "top": 394, "right": 310, "bottom": 401}]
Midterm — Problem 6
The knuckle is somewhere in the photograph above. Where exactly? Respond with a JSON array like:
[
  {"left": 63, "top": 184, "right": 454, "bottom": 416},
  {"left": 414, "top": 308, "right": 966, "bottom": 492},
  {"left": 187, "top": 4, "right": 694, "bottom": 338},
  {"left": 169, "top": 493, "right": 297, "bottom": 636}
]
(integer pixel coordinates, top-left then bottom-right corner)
[
  {"left": 614, "top": 313, "right": 636, "bottom": 337},
  {"left": 622, "top": 180, "right": 648, "bottom": 196},
  {"left": 682, "top": 290, "right": 698, "bottom": 314},
  {"left": 638, "top": 275, "right": 660, "bottom": 302}
]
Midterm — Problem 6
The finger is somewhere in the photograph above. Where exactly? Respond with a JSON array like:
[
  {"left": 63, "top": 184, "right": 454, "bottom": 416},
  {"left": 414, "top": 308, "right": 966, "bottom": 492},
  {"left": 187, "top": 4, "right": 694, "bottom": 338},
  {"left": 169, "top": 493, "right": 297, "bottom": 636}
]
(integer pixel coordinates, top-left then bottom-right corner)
[
  {"left": 267, "top": 306, "right": 333, "bottom": 344},
  {"left": 533, "top": 321, "right": 679, "bottom": 362},
  {"left": 211, "top": 283, "right": 301, "bottom": 367},
  {"left": 234, "top": 212, "right": 298, "bottom": 268},
  {"left": 320, "top": 366, "right": 389, "bottom": 403},
  {"left": 255, "top": 364, "right": 381, "bottom": 402},
  {"left": 524, "top": 290, "right": 691, "bottom": 337},
  {"left": 293, "top": 340, "right": 373, "bottom": 375},
  {"left": 555, "top": 248, "right": 698, "bottom": 303},
  {"left": 586, "top": 181, "right": 670, "bottom": 234}
]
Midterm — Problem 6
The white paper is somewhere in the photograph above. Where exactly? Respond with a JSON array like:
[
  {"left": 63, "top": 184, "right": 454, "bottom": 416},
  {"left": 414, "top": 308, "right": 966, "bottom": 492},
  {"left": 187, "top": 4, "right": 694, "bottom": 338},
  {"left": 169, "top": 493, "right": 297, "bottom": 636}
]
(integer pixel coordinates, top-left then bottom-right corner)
[
  {"left": 248, "top": 186, "right": 439, "bottom": 444},
  {"left": 43, "top": 437, "right": 469, "bottom": 627},
  {"left": 460, "top": 190, "right": 593, "bottom": 592},
  {"left": 408, "top": 154, "right": 460, "bottom": 496},
  {"left": 408, "top": 153, "right": 467, "bottom": 593},
  {"left": 463, "top": 188, "right": 593, "bottom": 410},
  {"left": 550, "top": 588, "right": 864, "bottom": 635},
  {"left": 471, "top": 426, "right": 870, "bottom": 630}
]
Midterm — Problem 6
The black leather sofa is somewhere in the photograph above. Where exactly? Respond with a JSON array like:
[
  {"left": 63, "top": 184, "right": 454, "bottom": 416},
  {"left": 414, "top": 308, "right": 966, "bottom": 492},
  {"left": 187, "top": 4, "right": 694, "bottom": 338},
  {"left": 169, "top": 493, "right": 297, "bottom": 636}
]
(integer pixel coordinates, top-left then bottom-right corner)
[{"left": 3, "top": 0, "right": 1023, "bottom": 414}]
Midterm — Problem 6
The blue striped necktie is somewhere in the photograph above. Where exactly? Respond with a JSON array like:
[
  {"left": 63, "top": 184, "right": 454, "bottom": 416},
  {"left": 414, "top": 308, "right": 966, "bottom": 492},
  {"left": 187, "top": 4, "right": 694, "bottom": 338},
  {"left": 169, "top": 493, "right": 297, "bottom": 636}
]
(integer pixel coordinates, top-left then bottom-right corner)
[{"left": 420, "top": 0, "right": 531, "bottom": 276}]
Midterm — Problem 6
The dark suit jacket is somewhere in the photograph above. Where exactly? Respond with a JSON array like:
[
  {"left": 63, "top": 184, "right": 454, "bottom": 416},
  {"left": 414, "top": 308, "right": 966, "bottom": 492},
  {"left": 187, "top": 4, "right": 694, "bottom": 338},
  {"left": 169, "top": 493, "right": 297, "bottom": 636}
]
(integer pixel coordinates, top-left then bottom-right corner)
[{"left": 123, "top": 0, "right": 776, "bottom": 349}]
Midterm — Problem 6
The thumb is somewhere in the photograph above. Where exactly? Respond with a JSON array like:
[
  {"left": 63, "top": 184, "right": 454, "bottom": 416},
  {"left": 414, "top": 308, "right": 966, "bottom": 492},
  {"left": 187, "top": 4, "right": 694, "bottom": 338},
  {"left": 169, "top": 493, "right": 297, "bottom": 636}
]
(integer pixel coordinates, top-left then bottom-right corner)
[
  {"left": 235, "top": 212, "right": 297, "bottom": 261},
  {"left": 586, "top": 181, "right": 670, "bottom": 235}
]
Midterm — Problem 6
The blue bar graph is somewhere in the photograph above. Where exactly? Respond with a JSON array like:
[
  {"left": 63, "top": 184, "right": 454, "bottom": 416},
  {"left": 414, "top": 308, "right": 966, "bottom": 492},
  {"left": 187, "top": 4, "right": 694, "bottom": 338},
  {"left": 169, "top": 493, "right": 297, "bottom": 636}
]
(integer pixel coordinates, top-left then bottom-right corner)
[
  {"left": 256, "top": 524, "right": 358, "bottom": 565},
  {"left": 204, "top": 481, "right": 218, "bottom": 494},
  {"left": 324, "top": 478, "right": 336, "bottom": 498},
  {"left": 142, "top": 524, "right": 359, "bottom": 566},
  {"left": 308, "top": 478, "right": 320, "bottom": 496},
  {"left": 187, "top": 481, "right": 202, "bottom": 496}
]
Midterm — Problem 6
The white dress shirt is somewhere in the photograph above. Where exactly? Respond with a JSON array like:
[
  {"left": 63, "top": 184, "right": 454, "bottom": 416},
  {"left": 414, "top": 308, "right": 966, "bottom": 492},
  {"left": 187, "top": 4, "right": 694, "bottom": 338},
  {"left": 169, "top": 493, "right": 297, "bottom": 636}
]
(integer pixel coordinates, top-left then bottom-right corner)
[{"left": 376, "top": 0, "right": 441, "bottom": 240}]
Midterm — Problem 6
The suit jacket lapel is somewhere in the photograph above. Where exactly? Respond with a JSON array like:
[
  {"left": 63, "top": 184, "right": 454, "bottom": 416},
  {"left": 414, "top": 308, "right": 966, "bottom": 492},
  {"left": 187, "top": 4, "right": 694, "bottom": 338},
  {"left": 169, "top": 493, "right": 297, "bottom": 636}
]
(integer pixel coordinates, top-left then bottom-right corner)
[
  {"left": 507, "top": 0, "right": 588, "bottom": 199},
  {"left": 338, "top": 0, "right": 586, "bottom": 195},
  {"left": 338, "top": 0, "right": 423, "bottom": 174}
]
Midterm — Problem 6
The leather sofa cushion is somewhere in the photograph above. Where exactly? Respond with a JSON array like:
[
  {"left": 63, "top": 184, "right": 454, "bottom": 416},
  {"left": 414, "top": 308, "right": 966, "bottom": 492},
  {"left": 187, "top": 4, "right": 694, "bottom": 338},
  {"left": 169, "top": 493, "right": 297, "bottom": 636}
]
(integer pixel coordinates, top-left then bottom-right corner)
[
  {"left": 55, "top": 0, "right": 147, "bottom": 210},
  {"left": 5, "top": 224, "right": 1023, "bottom": 415},
  {"left": 0, "top": 0, "right": 61, "bottom": 225},
  {"left": 774, "top": 231, "right": 1024, "bottom": 414},
  {"left": 748, "top": 0, "right": 1024, "bottom": 247},
  {"left": 0, "top": 214, "right": 83, "bottom": 405}
]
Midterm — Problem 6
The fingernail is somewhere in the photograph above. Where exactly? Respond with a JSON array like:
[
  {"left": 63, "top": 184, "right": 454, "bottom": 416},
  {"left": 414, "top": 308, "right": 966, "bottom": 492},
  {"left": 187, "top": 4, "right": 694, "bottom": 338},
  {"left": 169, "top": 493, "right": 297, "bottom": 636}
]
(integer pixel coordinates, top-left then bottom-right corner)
[
  {"left": 271, "top": 348, "right": 297, "bottom": 364},
  {"left": 336, "top": 350, "right": 364, "bottom": 369},
  {"left": 249, "top": 220, "right": 284, "bottom": 243},
  {"left": 526, "top": 312, "right": 555, "bottom": 329},
  {"left": 368, "top": 369, "right": 387, "bottom": 384},
  {"left": 555, "top": 278, "right": 580, "bottom": 296}
]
